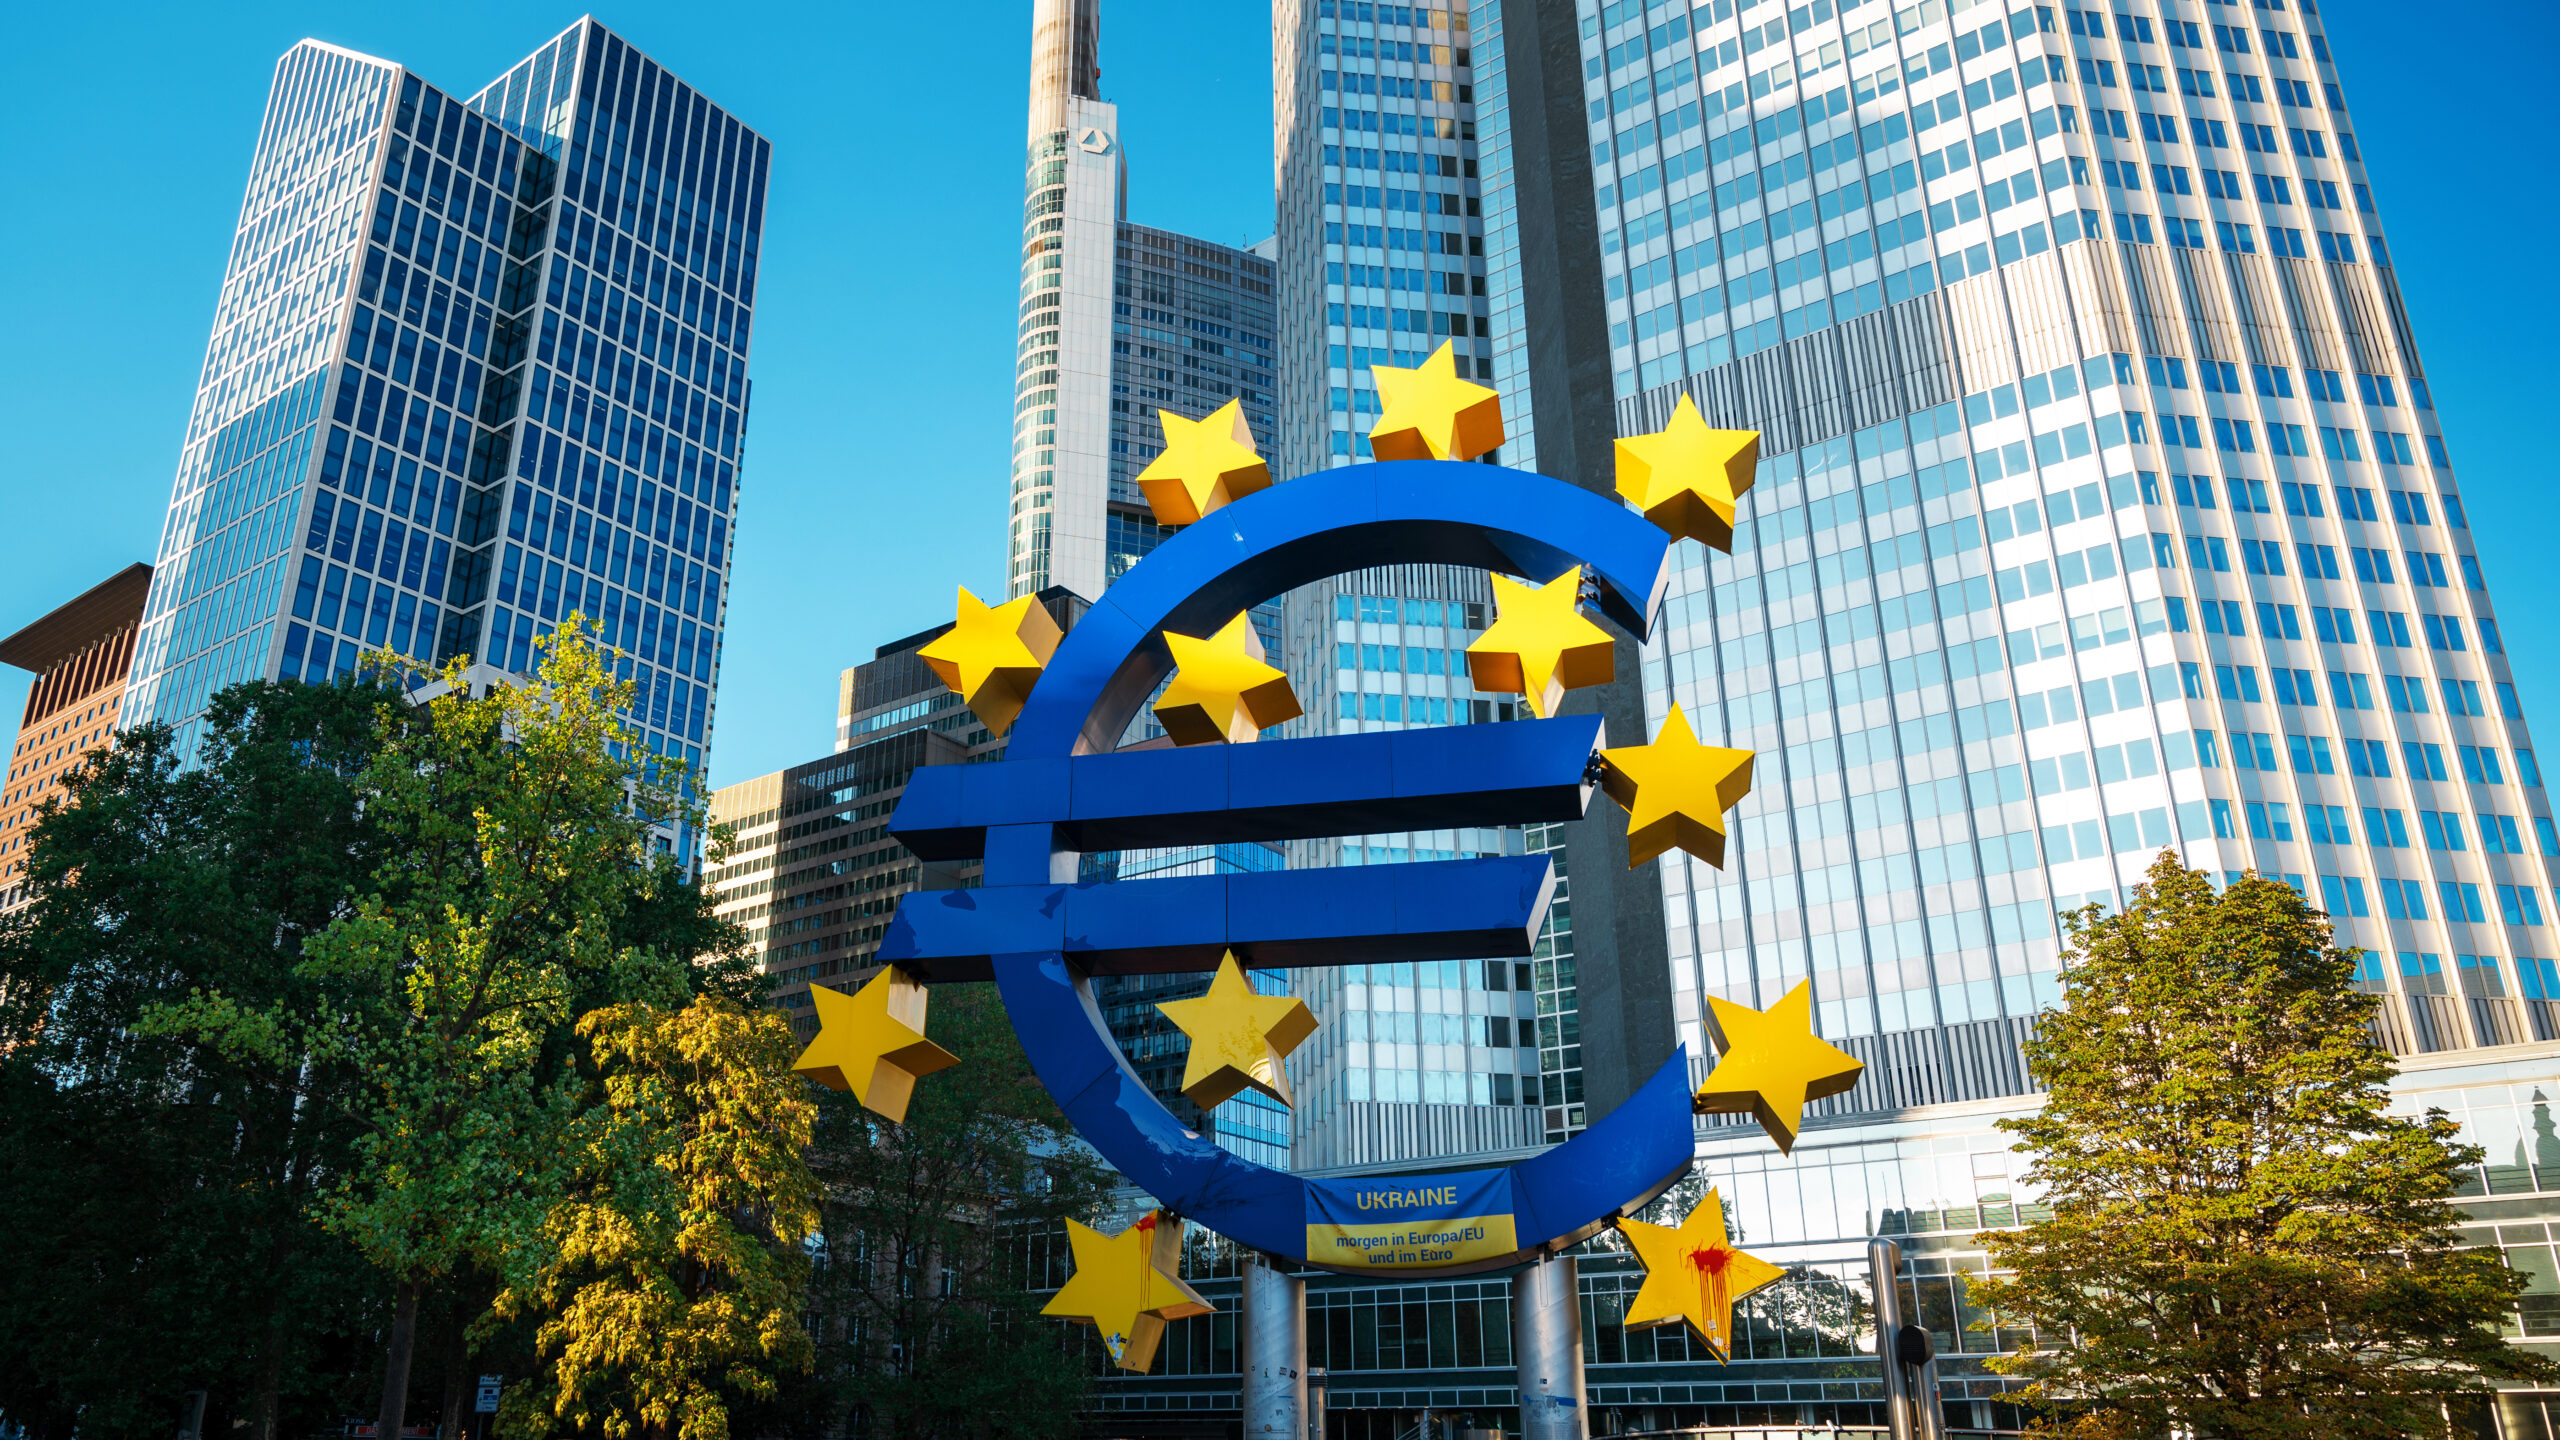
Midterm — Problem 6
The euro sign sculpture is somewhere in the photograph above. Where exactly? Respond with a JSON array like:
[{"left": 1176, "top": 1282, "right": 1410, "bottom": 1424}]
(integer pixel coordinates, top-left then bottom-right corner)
[{"left": 879, "top": 466, "right": 1705, "bottom": 1276}]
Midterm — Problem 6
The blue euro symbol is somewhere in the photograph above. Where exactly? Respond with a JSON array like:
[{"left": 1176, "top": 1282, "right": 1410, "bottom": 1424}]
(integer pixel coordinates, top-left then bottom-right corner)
[{"left": 885, "top": 459, "right": 1695, "bottom": 1274}]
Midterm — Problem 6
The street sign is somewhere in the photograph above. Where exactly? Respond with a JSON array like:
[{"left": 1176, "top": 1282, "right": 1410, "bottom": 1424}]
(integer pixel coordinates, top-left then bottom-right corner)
[{"left": 474, "top": 1376, "right": 502, "bottom": 1415}]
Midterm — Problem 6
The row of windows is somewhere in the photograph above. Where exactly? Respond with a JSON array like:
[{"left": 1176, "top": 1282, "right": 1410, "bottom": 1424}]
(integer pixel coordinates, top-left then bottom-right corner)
[
  {"left": 546, "top": 34, "right": 769, "bottom": 313},
  {"left": 1336, "top": 693, "right": 1525, "bottom": 726},
  {"left": 1333, "top": 594, "right": 1485, "bottom": 627},
  {"left": 490, "top": 550, "right": 712, "bottom": 686},
  {"left": 2307, "top": 866, "right": 2547, "bottom": 933},
  {"left": 539, "top": 258, "right": 745, "bottom": 420},
  {"left": 1340, "top": 1068, "right": 1543, "bottom": 1107},
  {"left": 1588, "top": 8, "right": 2366, "bottom": 382},
  {"left": 1334, "top": 1009, "right": 1534, "bottom": 1048},
  {"left": 2171, "top": 475, "right": 2445, "bottom": 522},
  {"left": 505, "top": 433, "right": 729, "bottom": 571},
  {"left": 2139, "top": 410, "right": 2442, "bottom": 468}
]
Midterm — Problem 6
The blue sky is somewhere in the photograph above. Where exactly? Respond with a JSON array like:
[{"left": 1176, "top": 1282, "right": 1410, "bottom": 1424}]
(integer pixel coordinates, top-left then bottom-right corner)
[{"left": 0, "top": 1, "right": 2551, "bottom": 792}]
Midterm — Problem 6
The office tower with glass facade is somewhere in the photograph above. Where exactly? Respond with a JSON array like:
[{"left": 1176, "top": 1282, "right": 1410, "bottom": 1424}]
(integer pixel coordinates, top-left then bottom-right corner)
[
  {"left": 1452, "top": 0, "right": 2560, "bottom": 1425},
  {"left": 1000, "top": 0, "right": 1299, "bottom": 1168},
  {"left": 1271, "top": 0, "right": 1651, "bottom": 1176},
  {"left": 1010, "top": 2, "right": 1283, "bottom": 602},
  {"left": 122, "top": 23, "right": 766, "bottom": 832},
  {"left": 0, "top": 564, "right": 153, "bottom": 911}
]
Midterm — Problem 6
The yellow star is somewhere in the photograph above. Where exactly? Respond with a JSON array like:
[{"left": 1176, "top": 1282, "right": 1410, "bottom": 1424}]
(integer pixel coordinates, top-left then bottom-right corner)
[
  {"left": 1463, "top": 567, "right": 1616, "bottom": 718},
  {"left": 1694, "top": 980, "right": 1864, "bottom": 1155},
  {"left": 915, "top": 586, "right": 1063, "bottom": 736},
  {"left": 1041, "top": 1210, "right": 1214, "bottom": 1372},
  {"left": 791, "top": 965, "right": 962, "bottom": 1125},
  {"left": 1369, "top": 340, "right": 1504, "bottom": 462},
  {"left": 1136, "top": 399, "right": 1272, "bottom": 526},
  {"left": 1616, "top": 1188, "right": 1787, "bottom": 1362},
  {"left": 1154, "top": 952, "right": 1319, "bottom": 1110},
  {"left": 1154, "top": 614, "right": 1304, "bottom": 746},
  {"left": 1597, "top": 705, "right": 1755, "bottom": 869},
  {"left": 1615, "top": 394, "right": 1760, "bottom": 551}
]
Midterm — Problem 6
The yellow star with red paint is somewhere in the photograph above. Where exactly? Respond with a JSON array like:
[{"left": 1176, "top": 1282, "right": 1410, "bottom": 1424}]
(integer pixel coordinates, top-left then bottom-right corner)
[
  {"left": 1596, "top": 704, "right": 1755, "bottom": 869},
  {"left": 1041, "top": 1210, "right": 1214, "bottom": 1372},
  {"left": 1463, "top": 567, "right": 1615, "bottom": 719},
  {"left": 1370, "top": 341, "right": 1504, "bottom": 462},
  {"left": 1616, "top": 1188, "right": 1786, "bottom": 1362},
  {"left": 1154, "top": 614, "right": 1304, "bottom": 746},
  {"left": 1137, "top": 399, "right": 1271, "bottom": 526},
  {"left": 1693, "top": 980, "right": 1864, "bottom": 1154},
  {"left": 1614, "top": 394, "right": 1760, "bottom": 551},
  {"left": 915, "top": 586, "right": 1062, "bottom": 736}
]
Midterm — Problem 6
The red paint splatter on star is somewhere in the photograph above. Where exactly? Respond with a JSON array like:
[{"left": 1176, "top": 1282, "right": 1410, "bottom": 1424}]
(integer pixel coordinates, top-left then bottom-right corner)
[{"left": 1690, "top": 1245, "right": 1732, "bottom": 1274}]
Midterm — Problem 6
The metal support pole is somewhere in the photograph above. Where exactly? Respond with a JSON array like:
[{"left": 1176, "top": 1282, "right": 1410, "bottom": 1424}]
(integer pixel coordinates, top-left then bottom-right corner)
[
  {"left": 1869, "top": 1240, "right": 1918, "bottom": 1440},
  {"left": 1306, "top": 1367, "right": 1328, "bottom": 1440},
  {"left": 1243, "top": 1256, "right": 1309, "bottom": 1439},
  {"left": 1867, "top": 1240, "right": 1947, "bottom": 1440},
  {"left": 1513, "top": 1253, "right": 1586, "bottom": 1440}
]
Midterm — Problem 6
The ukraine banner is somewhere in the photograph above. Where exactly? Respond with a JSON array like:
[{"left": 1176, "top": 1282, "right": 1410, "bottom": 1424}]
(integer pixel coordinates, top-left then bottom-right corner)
[{"left": 1302, "top": 1168, "right": 1520, "bottom": 1270}]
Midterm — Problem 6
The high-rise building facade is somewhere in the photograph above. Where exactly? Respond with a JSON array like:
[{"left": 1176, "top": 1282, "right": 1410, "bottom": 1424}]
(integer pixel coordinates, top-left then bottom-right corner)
[
  {"left": 995, "top": 0, "right": 1303, "bottom": 1169},
  {"left": 1185, "top": 0, "right": 2560, "bottom": 1428},
  {"left": 1454, "top": 0, "right": 2560, "bottom": 1425},
  {"left": 1270, "top": 0, "right": 1630, "bottom": 1174},
  {"left": 0, "top": 564, "right": 153, "bottom": 911},
  {"left": 1008, "top": 2, "right": 1283, "bottom": 602},
  {"left": 122, "top": 23, "right": 766, "bottom": 834}
]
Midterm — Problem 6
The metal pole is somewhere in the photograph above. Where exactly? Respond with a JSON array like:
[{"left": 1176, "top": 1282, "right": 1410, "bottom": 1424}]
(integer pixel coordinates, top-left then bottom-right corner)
[
  {"left": 1868, "top": 1240, "right": 1917, "bottom": 1440},
  {"left": 1513, "top": 1253, "right": 1586, "bottom": 1440},
  {"left": 1307, "top": 1366, "right": 1328, "bottom": 1440},
  {"left": 1914, "top": 1334, "right": 1948, "bottom": 1440},
  {"left": 1243, "top": 1256, "right": 1309, "bottom": 1439},
  {"left": 1867, "top": 1240, "right": 1948, "bottom": 1440}
]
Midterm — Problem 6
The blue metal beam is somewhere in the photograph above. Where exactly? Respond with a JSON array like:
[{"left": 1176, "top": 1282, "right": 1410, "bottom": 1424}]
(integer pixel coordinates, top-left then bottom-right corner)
[
  {"left": 890, "top": 715, "right": 1603, "bottom": 861},
  {"left": 881, "top": 855, "right": 1556, "bottom": 982}
]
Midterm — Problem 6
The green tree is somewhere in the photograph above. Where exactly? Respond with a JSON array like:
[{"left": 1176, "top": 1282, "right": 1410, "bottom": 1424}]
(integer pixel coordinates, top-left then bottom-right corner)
[
  {"left": 496, "top": 992, "right": 821, "bottom": 1440},
  {"left": 0, "top": 675, "right": 411, "bottom": 1437},
  {"left": 1971, "top": 851, "right": 2557, "bottom": 1439},
  {"left": 142, "top": 624, "right": 725, "bottom": 1437},
  {"left": 768, "top": 983, "right": 1110, "bottom": 1440}
]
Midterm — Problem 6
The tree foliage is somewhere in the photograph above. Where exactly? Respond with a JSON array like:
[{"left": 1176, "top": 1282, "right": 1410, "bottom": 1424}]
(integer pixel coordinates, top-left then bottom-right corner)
[
  {"left": 0, "top": 675, "right": 410, "bottom": 1437},
  {"left": 496, "top": 993, "right": 821, "bottom": 1439},
  {"left": 1971, "top": 850, "right": 2556, "bottom": 1439},
  {"left": 0, "top": 620, "right": 807, "bottom": 1438},
  {"left": 142, "top": 630, "right": 707, "bottom": 1433},
  {"left": 764, "top": 984, "right": 1111, "bottom": 1440}
]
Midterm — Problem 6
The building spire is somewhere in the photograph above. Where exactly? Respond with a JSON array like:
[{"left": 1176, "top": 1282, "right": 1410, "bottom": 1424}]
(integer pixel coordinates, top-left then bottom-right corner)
[{"left": 1027, "top": 0, "right": 1101, "bottom": 140}]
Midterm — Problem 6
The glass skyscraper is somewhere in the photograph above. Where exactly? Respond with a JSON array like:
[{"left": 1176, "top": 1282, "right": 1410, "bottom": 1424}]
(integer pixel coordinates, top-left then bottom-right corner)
[
  {"left": 1546, "top": 0, "right": 2553, "bottom": 1116},
  {"left": 1010, "top": 0, "right": 1282, "bottom": 602},
  {"left": 1001, "top": 0, "right": 1298, "bottom": 1167},
  {"left": 1210, "top": 0, "right": 2560, "bottom": 1429},
  {"left": 1468, "top": 0, "right": 2560, "bottom": 1426},
  {"left": 124, "top": 22, "right": 766, "bottom": 835},
  {"left": 1268, "top": 1, "right": 1582, "bottom": 1174}
]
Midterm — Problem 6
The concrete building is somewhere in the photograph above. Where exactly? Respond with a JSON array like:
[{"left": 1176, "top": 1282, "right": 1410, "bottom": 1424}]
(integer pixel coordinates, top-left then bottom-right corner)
[{"left": 0, "top": 564, "right": 153, "bottom": 910}]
